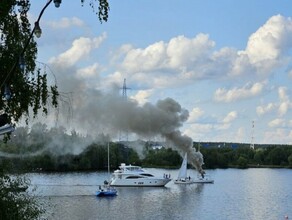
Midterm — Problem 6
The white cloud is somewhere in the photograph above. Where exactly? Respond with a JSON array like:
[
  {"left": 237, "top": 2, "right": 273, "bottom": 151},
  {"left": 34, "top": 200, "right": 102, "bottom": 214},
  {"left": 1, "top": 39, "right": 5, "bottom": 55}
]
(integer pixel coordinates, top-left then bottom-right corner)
[
  {"left": 215, "top": 123, "right": 231, "bottom": 130},
  {"left": 187, "top": 107, "right": 204, "bottom": 123},
  {"left": 49, "top": 33, "right": 106, "bottom": 66},
  {"left": 256, "top": 86, "right": 291, "bottom": 117},
  {"left": 76, "top": 63, "right": 101, "bottom": 78},
  {"left": 166, "top": 34, "right": 215, "bottom": 69},
  {"left": 235, "top": 127, "right": 245, "bottom": 142},
  {"left": 184, "top": 123, "right": 213, "bottom": 140},
  {"left": 130, "top": 90, "right": 153, "bottom": 106},
  {"left": 214, "top": 82, "right": 265, "bottom": 102},
  {"left": 268, "top": 118, "right": 285, "bottom": 127},
  {"left": 278, "top": 102, "right": 289, "bottom": 116},
  {"left": 288, "top": 69, "right": 292, "bottom": 78},
  {"left": 115, "top": 15, "right": 292, "bottom": 90},
  {"left": 121, "top": 41, "right": 167, "bottom": 73},
  {"left": 278, "top": 87, "right": 289, "bottom": 101},
  {"left": 105, "top": 71, "right": 124, "bottom": 88},
  {"left": 263, "top": 128, "right": 292, "bottom": 144},
  {"left": 229, "top": 52, "right": 255, "bottom": 77},
  {"left": 243, "top": 15, "right": 292, "bottom": 72},
  {"left": 277, "top": 87, "right": 291, "bottom": 116},
  {"left": 222, "top": 111, "right": 237, "bottom": 123},
  {"left": 183, "top": 121, "right": 235, "bottom": 142},
  {"left": 256, "top": 103, "right": 276, "bottom": 116},
  {"left": 47, "top": 17, "right": 85, "bottom": 29},
  {"left": 119, "top": 34, "right": 218, "bottom": 88}
]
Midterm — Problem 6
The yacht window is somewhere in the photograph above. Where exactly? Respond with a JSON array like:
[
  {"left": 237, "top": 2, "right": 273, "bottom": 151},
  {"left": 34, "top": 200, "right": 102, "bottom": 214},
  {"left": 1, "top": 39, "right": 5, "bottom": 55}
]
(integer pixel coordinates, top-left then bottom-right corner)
[
  {"left": 126, "top": 176, "right": 143, "bottom": 179},
  {"left": 140, "top": 174, "right": 154, "bottom": 177}
]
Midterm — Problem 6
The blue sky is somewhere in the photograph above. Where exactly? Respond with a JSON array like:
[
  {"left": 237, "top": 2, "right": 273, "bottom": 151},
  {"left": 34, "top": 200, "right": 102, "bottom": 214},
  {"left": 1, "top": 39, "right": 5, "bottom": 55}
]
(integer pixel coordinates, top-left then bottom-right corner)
[{"left": 28, "top": 1, "right": 292, "bottom": 145}]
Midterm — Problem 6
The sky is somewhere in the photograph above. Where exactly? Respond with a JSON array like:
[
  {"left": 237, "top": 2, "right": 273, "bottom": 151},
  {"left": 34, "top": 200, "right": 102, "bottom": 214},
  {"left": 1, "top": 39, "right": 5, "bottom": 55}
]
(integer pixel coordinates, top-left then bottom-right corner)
[{"left": 27, "top": 0, "right": 292, "bottom": 145}]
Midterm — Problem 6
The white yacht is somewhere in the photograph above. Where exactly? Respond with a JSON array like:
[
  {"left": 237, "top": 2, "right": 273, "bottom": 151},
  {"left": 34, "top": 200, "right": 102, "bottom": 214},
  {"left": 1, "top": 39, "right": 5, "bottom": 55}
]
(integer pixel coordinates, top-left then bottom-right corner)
[{"left": 110, "top": 163, "right": 171, "bottom": 187}]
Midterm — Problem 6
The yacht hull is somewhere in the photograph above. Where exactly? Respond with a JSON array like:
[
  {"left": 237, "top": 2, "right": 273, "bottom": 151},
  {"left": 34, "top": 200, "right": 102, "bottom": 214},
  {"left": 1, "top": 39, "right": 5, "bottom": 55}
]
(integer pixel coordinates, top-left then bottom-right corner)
[{"left": 110, "top": 178, "right": 171, "bottom": 187}]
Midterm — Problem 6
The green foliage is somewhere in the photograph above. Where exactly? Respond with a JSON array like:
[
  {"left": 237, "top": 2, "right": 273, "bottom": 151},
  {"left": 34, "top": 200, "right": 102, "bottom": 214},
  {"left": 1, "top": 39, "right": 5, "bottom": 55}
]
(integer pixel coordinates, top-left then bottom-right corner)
[
  {"left": 81, "top": 0, "right": 110, "bottom": 22},
  {"left": 288, "top": 154, "right": 292, "bottom": 167},
  {"left": 237, "top": 156, "right": 248, "bottom": 169},
  {"left": 0, "top": 1, "right": 59, "bottom": 128},
  {"left": 0, "top": 166, "right": 44, "bottom": 220},
  {"left": 143, "top": 147, "right": 181, "bottom": 168},
  {"left": 267, "top": 147, "right": 287, "bottom": 166},
  {"left": 253, "top": 149, "right": 264, "bottom": 164}
]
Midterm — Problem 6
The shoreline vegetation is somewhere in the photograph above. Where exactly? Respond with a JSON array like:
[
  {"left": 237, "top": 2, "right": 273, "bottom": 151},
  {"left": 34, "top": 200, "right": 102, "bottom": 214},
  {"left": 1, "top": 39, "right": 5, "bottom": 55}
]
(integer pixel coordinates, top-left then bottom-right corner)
[{"left": 1, "top": 139, "right": 292, "bottom": 173}]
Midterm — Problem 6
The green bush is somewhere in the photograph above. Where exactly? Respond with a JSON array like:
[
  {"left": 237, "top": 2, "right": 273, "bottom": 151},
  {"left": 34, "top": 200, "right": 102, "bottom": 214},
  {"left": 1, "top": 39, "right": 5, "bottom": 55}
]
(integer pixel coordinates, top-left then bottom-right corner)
[{"left": 0, "top": 171, "right": 44, "bottom": 220}]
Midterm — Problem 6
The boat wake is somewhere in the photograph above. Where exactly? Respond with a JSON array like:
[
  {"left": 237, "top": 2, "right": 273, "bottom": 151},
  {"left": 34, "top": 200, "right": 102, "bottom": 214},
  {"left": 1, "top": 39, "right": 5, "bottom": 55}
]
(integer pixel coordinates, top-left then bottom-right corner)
[
  {"left": 35, "top": 194, "right": 98, "bottom": 198},
  {"left": 32, "top": 184, "right": 101, "bottom": 186}
]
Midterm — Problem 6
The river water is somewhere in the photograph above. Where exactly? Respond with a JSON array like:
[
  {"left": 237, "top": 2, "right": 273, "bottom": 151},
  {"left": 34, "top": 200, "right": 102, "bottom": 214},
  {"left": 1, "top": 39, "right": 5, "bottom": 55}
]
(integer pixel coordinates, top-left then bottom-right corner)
[{"left": 25, "top": 168, "right": 292, "bottom": 220}]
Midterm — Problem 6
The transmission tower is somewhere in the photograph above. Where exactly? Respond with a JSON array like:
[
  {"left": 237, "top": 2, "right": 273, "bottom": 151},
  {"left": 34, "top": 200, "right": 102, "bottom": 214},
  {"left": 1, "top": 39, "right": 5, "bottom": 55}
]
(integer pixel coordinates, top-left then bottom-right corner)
[
  {"left": 250, "top": 120, "right": 255, "bottom": 149},
  {"left": 122, "top": 78, "right": 130, "bottom": 99},
  {"left": 119, "top": 78, "right": 131, "bottom": 142}
]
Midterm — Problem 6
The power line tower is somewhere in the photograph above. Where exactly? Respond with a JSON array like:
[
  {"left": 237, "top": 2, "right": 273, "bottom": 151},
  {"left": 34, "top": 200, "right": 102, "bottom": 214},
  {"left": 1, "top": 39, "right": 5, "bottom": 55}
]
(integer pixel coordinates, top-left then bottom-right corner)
[
  {"left": 250, "top": 120, "right": 255, "bottom": 149},
  {"left": 119, "top": 78, "right": 131, "bottom": 142},
  {"left": 122, "top": 78, "right": 130, "bottom": 100}
]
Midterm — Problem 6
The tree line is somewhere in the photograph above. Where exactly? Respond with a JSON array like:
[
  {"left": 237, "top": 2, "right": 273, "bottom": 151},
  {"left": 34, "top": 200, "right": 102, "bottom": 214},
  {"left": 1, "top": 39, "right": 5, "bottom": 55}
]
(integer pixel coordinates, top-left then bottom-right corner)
[
  {"left": 199, "top": 144, "right": 292, "bottom": 169},
  {"left": 1, "top": 124, "right": 292, "bottom": 172}
]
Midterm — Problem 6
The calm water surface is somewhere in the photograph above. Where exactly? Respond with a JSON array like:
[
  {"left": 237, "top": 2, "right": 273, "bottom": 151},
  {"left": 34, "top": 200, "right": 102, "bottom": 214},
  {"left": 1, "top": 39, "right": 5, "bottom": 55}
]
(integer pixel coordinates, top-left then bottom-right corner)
[{"left": 26, "top": 168, "right": 292, "bottom": 220}]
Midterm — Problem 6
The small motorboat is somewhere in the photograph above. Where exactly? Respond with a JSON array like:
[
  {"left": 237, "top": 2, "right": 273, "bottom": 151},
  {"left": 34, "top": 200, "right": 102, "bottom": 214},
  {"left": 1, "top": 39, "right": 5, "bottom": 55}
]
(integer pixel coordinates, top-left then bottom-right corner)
[
  {"left": 96, "top": 143, "right": 117, "bottom": 197},
  {"left": 96, "top": 183, "right": 117, "bottom": 197}
]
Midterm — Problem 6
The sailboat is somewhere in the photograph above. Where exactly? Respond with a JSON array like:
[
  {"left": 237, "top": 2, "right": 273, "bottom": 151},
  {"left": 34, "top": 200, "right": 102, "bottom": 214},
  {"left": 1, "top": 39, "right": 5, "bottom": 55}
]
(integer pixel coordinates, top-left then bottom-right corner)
[
  {"left": 174, "top": 153, "right": 195, "bottom": 184},
  {"left": 96, "top": 143, "right": 117, "bottom": 197}
]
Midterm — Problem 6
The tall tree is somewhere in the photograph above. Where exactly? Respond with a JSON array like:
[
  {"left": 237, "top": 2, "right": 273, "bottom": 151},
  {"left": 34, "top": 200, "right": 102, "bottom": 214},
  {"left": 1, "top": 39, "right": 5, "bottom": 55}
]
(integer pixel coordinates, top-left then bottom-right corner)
[
  {"left": 0, "top": 1, "right": 109, "bottom": 219},
  {"left": 0, "top": 0, "right": 57, "bottom": 128},
  {"left": 0, "top": 0, "right": 109, "bottom": 131}
]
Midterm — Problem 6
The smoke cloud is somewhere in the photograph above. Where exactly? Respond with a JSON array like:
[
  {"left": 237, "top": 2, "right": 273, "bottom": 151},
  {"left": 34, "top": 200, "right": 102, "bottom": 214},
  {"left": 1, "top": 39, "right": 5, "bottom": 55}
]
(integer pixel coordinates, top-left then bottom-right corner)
[
  {"left": 66, "top": 91, "right": 205, "bottom": 173},
  {"left": 5, "top": 56, "right": 205, "bottom": 173}
]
